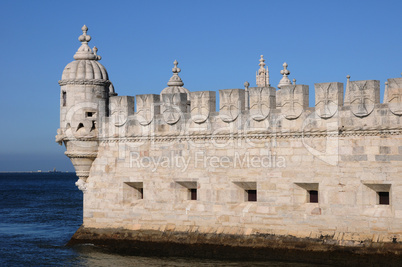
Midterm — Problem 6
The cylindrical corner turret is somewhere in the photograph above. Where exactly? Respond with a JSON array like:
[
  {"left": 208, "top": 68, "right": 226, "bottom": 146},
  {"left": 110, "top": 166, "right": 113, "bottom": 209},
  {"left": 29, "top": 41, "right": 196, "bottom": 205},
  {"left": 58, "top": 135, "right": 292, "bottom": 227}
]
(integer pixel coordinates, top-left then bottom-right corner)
[{"left": 56, "top": 25, "right": 114, "bottom": 190}]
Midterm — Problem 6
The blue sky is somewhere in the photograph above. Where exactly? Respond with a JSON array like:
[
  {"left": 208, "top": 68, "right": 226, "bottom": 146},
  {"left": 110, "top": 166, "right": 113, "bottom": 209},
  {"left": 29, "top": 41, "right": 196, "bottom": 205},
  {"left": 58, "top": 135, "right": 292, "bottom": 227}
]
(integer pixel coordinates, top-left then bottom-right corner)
[{"left": 0, "top": 0, "right": 401, "bottom": 172}]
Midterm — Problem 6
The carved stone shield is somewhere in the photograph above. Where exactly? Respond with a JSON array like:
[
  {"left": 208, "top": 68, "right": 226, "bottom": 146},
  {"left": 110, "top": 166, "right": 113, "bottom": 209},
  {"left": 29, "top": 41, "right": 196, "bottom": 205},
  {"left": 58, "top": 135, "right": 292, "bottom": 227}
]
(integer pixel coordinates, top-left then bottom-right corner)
[
  {"left": 386, "top": 78, "right": 402, "bottom": 116},
  {"left": 249, "top": 87, "right": 273, "bottom": 121},
  {"left": 280, "top": 85, "right": 308, "bottom": 120},
  {"left": 190, "top": 91, "right": 210, "bottom": 123},
  {"left": 315, "top": 82, "right": 342, "bottom": 119},
  {"left": 162, "top": 93, "right": 186, "bottom": 125},
  {"left": 110, "top": 97, "right": 129, "bottom": 127},
  {"left": 349, "top": 80, "right": 379, "bottom": 117},
  {"left": 219, "top": 89, "right": 245, "bottom": 122},
  {"left": 136, "top": 94, "right": 159, "bottom": 126}
]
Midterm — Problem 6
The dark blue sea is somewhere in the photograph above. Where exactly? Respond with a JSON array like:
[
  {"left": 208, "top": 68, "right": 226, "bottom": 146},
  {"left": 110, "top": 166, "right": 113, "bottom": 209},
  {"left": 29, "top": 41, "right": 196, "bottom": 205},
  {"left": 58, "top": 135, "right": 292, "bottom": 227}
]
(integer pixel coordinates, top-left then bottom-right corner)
[{"left": 0, "top": 173, "right": 337, "bottom": 266}]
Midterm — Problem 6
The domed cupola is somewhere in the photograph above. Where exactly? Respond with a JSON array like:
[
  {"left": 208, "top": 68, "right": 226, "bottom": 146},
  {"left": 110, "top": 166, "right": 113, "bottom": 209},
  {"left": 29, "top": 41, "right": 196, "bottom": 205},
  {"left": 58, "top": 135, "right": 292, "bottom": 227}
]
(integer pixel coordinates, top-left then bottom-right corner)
[
  {"left": 160, "top": 60, "right": 190, "bottom": 98},
  {"left": 59, "top": 25, "right": 111, "bottom": 87}
]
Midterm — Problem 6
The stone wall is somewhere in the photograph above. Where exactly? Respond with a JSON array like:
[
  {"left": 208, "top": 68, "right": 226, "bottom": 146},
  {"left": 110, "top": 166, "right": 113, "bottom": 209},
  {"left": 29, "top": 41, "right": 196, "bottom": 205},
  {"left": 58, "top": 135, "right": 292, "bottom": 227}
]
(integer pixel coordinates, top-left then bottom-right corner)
[{"left": 79, "top": 78, "right": 402, "bottom": 244}]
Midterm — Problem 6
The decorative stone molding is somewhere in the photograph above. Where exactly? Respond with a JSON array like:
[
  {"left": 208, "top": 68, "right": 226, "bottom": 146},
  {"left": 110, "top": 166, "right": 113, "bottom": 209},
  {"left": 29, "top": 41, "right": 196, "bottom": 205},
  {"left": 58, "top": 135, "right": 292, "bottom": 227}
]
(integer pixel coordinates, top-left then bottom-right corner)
[
  {"left": 98, "top": 128, "right": 402, "bottom": 144},
  {"left": 64, "top": 152, "right": 98, "bottom": 158},
  {"left": 58, "top": 79, "right": 110, "bottom": 86},
  {"left": 75, "top": 178, "right": 87, "bottom": 192}
]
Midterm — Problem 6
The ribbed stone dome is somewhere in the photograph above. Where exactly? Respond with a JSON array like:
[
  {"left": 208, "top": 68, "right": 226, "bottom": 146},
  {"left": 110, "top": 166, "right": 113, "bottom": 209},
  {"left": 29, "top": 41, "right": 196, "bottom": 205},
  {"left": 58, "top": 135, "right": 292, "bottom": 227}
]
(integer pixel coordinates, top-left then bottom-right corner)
[
  {"left": 60, "top": 25, "right": 109, "bottom": 83},
  {"left": 61, "top": 60, "right": 108, "bottom": 80}
]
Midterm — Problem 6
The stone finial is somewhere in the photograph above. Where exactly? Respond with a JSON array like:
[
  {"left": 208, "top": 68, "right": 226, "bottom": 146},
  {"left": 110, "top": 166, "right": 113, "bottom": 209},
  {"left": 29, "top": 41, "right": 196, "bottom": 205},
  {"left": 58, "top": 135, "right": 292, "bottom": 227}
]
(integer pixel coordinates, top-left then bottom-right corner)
[
  {"left": 256, "top": 55, "right": 270, "bottom": 87},
  {"left": 78, "top": 25, "right": 91, "bottom": 43},
  {"left": 244, "top": 81, "right": 250, "bottom": 110},
  {"left": 244, "top": 81, "right": 250, "bottom": 90},
  {"left": 167, "top": 60, "right": 184, "bottom": 87},
  {"left": 277, "top": 62, "right": 292, "bottom": 89},
  {"left": 344, "top": 75, "right": 351, "bottom": 105},
  {"left": 259, "top": 55, "right": 266, "bottom": 69},
  {"left": 74, "top": 25, "right": 99, "bottom": 61},
  {"left": 293, "top": 78, "right": 296, "bottom": 85}
]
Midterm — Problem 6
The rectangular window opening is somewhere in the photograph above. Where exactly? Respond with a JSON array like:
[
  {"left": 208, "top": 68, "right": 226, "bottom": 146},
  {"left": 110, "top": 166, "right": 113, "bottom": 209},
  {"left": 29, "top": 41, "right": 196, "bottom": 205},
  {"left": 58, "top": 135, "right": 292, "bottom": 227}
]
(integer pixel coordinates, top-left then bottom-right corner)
[
  {"left": 86, "top": 112, "right": 94, "bottom": 117},
  {"left": 139, "top": 188, "right": 144, "bottom": 199},
  {"left": 378, "top": 191, "right": 389, "bottom": 205},
  {"left": 247, "top": 190, "right": 257, "bottom": 202},
  {"left": 309, "top": 190, "right": 318, "bottom": 203},
  {"left": 123, "top": 182, "right": 144, "bottom": 202},
  {"left": 190, "top": 188, "right": 197, "bottom": 200},
  {"left": 62, "top": 91, "right": 66, "bottom": 107}
]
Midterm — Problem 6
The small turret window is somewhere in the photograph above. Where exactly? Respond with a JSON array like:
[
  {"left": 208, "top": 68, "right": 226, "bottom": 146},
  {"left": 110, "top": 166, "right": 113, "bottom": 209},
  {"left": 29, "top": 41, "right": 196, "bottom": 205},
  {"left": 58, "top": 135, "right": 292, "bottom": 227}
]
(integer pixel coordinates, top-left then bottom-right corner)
[{"left": 62, "top": 91, "right": 66, "bottom": 106}]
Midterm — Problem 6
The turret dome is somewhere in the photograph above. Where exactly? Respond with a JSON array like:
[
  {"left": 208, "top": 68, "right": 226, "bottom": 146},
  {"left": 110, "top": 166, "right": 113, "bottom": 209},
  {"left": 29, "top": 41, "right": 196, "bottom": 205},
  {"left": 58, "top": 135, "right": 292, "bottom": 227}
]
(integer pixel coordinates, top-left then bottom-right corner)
[
  {"left": 59, "top": 25, "right": 109, "bottom": 84},
  {"left": 160, "top": 60, "right": 190, "bottom": 96},
  {"left": 62, "top": 60, "right": 108, "bottom": 80}
]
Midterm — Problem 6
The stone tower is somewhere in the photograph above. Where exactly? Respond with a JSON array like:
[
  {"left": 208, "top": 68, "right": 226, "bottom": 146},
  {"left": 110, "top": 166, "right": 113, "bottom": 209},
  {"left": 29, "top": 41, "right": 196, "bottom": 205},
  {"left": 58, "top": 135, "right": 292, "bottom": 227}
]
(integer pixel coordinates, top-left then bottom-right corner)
[{"left": 56, "top": 25, "right": 115, "bottom": 190}]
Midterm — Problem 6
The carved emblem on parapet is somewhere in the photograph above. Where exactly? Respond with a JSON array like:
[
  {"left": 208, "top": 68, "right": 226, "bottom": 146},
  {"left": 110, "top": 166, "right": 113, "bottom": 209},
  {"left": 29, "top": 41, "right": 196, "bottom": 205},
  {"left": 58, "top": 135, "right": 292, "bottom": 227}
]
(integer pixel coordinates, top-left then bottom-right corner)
[
  {"left": 385, "top": 78, "right": 402, "bottom": 115},
  {"left": 110, "top": 96, "right": 134, "bottom": 127},
  {"left": 136, "top": 94, "right": 160, "bottom": 126},
  {"left": 219, "top": 89, "right": 245, "bottom": 122},
  {"left": 280, "top": 84, "right": 308, "bottom": 120},
  {"left": 162, "top": 93, "right": 187, "bottom": 125},
  {"left": 348, "top": 80, "right": 380, "bottom": 117},
  {"left": 190, "top": 91, "right": 215, "bottom": 124},
  {"left": 315, "top": 82, "right": 343, "bottom": 119},
  {"left": 249, "top": 87, "right": 275, "bottom": 121}
]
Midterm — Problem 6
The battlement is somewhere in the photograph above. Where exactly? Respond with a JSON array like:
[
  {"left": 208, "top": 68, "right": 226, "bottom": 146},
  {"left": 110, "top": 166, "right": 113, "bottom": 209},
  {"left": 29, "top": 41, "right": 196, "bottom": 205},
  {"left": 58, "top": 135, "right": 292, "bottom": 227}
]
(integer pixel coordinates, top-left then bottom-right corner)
[{"left": 104, "top": 66, "right": 402, "bottom": 139}]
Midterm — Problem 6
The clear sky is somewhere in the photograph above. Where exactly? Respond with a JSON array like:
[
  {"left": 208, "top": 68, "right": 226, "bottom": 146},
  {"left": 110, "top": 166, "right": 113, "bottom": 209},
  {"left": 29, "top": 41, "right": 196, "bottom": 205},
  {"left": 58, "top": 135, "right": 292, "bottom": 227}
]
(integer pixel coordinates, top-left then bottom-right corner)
[{"left": 0, "top": 0, "right": 401, "bottom": 172}]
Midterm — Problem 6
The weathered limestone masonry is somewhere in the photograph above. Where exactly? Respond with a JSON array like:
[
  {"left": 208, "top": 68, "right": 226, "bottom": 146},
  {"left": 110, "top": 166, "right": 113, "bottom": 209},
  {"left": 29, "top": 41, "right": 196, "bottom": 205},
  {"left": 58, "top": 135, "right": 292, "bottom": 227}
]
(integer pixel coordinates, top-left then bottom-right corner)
[{"left": 57, "top": 26, "right": 402, "bottom": 259}]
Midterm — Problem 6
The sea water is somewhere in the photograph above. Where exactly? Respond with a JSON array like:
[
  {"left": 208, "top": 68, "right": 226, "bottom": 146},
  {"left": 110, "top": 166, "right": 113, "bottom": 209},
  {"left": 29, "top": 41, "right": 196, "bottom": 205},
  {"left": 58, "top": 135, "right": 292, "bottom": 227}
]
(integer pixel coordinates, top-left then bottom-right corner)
[{"left": 0, "top": 173, "right": 325, "bottom": 266}]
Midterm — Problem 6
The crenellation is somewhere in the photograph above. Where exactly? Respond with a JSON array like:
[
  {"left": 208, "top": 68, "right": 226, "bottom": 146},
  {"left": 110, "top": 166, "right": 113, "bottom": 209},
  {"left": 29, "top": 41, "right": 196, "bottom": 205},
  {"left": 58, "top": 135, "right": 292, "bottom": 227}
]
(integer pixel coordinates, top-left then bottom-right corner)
[
  {"left": 219, "top": 89, "right": 246, "bottom": 123},
  {"left": 278, "top": 84, "right": 309, "bottom": 120},
  {"left": 248, "top": 87, "right": 276, "bottom": 121},
  {"left": 161, "top": 93, "right": 187, "bottom": 125},
  {"left": 314, "top": 82, "right": 343, "bottom": 119},
  {"left": 136, "top": 94, "right": 160, "bottom": 126},
  {"left": 346, "top": 80, "right": 380, "bottom": 118},
  {"left": 385, "top": 77, "right": 402, "bottom": 115},
  {"left": 190, "top": 91, "right": 216, "bottom": 124}
]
